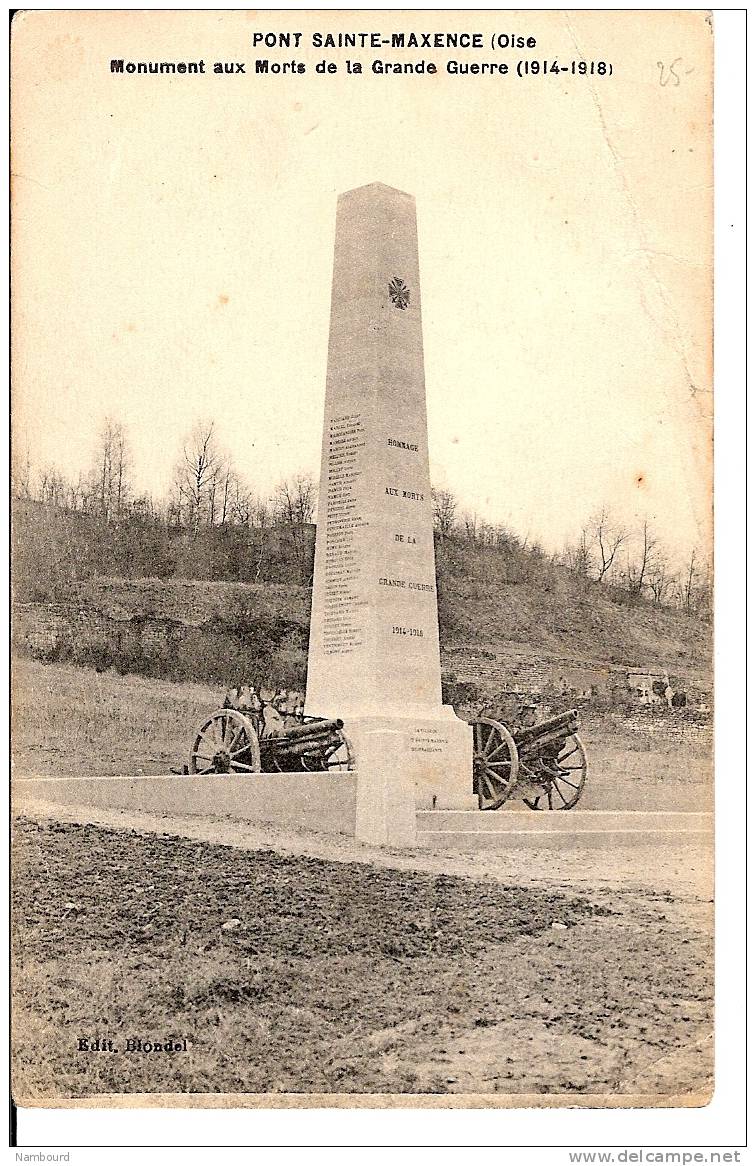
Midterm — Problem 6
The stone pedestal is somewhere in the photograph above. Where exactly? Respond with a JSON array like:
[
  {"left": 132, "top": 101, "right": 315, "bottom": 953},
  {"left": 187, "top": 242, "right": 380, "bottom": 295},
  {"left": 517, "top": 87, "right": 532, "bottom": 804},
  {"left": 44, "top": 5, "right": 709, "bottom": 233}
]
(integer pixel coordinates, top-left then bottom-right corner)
[
  {"left": 305, "top": 183, "right": 476, "bottom": 846},
  {"left": 350, "top": 712, "right": 475, "bottom": 847}
]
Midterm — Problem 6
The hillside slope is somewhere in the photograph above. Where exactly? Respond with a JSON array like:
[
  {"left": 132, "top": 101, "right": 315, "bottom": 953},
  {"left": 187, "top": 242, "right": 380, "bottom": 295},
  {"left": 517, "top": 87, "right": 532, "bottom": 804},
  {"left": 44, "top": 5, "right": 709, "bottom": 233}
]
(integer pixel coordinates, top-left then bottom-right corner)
[
  {"left": 436, "top": 542, "right": 710, "bottom": 679},
  {"left": 14, "top": 548, "right": 712, "bottom": 701}
]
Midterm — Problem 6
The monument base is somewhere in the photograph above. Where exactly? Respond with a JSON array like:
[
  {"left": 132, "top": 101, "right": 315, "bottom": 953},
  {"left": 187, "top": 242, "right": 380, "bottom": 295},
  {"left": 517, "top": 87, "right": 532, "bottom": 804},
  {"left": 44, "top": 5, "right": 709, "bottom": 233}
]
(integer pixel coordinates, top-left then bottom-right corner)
[{"left": 346, "top": 708, "right": 476, "bottom": 847}]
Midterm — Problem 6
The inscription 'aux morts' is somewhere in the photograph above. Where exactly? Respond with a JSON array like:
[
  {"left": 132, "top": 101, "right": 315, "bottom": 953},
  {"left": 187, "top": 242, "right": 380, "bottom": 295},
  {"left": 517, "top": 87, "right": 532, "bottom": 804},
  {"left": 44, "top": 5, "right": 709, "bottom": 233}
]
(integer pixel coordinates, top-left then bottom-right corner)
[{"left": 385, "top": 487, "right": 424, "bottom": 500}]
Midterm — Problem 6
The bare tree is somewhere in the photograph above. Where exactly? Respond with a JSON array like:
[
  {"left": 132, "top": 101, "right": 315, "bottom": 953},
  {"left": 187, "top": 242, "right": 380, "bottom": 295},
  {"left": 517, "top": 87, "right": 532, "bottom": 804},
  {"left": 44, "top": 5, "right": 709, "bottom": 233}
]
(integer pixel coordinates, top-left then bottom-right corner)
[
  {"left": 647, "top": 554, "right": 675, "bottom": 605},
  {"left": 274, "top": 473, "right": 316, "bottom": 527},
  {"left": 477, "top": 520, "right": 497, "bottom": 548},
  {"left": 589, "top": 506, "right": 628, "bottom": 583},
  {"left": 172, "top": 420, "right": 224, "bottom": 534},
  {"left": 694, "top": 555, "right": 713, "bottom": 619},
  {"left": 492, "top": 523, "right": 521, "bottom": 554},
  {"left": 461, "top": 510, "right": 479, "bottom": 543},
  {"left": 274, "top": 473, "right": 317, "bottom": 583},
  {"left": 672, "top": 548, "right": 711, "bottom": 616},
  {"left": 216, "top": 464, "right": 238, "bottom": 527},
  {"left": 38, "top": 466, "right": 69, "bottom": 509},
  {"left": 249, "top": 494, "right": 274, "bottom": 582},
  {"left": 565, "top": 529, "right": 593, "bottom": 577},
  {"left": 65, "top": 471, "right": 93, "bottom": 514},
  {"left": 626, "top": 520, "right": 657, "bottom": 598},
  {"left": 230, "top": 478, "right": 253, "bottom": 527},
  {"left": 680, "top": 548, "right": 698, "bottom": 614},
  {"left": 432, "top": 488, "right": 457, "bottom": 541},
  {"left": 90, "top": 418, "right": 131, "bottom": 522},
  {"left": 113, "top": 424, "right": 130, "bottom": 518}
]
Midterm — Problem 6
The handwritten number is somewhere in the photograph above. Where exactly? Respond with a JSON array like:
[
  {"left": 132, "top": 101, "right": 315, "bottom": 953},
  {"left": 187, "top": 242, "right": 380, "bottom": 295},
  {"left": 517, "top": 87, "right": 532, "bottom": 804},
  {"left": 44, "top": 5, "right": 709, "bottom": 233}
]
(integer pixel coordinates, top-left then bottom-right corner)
[{"left": 658, "top": 58, "right": 694, "bottom": 87}]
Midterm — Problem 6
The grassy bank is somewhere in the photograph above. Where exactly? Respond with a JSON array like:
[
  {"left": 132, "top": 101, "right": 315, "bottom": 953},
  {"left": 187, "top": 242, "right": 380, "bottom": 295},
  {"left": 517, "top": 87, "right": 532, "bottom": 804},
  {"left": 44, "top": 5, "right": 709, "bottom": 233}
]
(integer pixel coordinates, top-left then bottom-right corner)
[{"left": 12, "top": 657, "right": 219, "bottom": 777}]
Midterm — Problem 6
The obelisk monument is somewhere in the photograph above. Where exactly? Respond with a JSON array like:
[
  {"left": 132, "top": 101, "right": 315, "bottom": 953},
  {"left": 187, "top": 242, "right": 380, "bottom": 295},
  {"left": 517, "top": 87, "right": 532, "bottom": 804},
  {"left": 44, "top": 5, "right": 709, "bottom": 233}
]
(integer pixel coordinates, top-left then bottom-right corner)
[{"left": 306, "top": 183, "right": 475, "bottom": 846}]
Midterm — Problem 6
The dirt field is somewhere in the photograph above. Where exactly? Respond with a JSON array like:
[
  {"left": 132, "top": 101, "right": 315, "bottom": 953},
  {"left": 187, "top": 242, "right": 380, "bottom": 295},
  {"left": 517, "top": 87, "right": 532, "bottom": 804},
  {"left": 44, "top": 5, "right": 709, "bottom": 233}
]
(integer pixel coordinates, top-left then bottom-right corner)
[{"left": 11, "top": 814, "right": 713, "bottom": 1104}]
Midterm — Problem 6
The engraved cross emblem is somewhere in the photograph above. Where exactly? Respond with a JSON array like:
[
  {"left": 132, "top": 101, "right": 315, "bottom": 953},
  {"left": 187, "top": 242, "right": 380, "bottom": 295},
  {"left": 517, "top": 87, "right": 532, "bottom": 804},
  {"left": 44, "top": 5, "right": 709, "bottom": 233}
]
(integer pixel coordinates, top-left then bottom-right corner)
[{"left": 388, "top": 277, "right": 411, "bottom": 310}]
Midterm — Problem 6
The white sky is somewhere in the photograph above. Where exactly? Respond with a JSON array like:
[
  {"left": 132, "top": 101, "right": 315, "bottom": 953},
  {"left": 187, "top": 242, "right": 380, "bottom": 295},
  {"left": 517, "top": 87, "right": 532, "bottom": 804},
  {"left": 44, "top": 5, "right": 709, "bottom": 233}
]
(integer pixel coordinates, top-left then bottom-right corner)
[{"left": 12, "top": 10, "right": 713, "bottom": 562}]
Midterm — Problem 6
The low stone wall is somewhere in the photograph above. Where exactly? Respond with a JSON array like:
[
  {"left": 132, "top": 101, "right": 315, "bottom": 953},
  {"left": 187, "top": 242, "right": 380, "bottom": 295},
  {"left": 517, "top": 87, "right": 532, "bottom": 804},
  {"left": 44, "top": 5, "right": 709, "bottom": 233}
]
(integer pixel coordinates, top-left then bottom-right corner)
[
  {"left": 12, "top": 603, "right": 183, "bottom": 657},
  {"left": 443, "top": 643, "right": 712, "bottom": 708},
  {"left": 13, "top": 601, "right": 711, "bottom": 710},
  {"left": 443, "top": 644, "right": 557, "bottom": 692},
  {"left": 443, "top": 643, "right": 627, "bottom": 696},
  {"left": 11, "top": 601, "right": 308, "bottom": 688},
  {"left": 13, "top": 773, "right": 358, "bottom": 836}
]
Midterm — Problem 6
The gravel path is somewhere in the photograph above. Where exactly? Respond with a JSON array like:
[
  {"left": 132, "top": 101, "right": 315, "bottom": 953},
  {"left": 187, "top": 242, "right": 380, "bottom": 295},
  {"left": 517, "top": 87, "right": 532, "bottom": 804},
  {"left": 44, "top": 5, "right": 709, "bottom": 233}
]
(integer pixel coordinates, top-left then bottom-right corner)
[{"left": 16, "top": 796, "right": 713, "bottom": 906}]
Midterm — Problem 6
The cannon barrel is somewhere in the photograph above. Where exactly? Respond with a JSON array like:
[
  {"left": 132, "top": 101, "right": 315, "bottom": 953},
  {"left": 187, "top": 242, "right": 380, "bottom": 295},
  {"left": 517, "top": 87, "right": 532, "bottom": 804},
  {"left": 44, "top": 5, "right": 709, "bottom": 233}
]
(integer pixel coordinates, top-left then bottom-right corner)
[
  {"left": 273, "top": 717, "right": 344, "bottom": 741},
  {"left": 269, "top": 731, "right": 344, "bottom": 760},
  {"left": 513, "top": 708, "right": 579, "bottom": 747}
]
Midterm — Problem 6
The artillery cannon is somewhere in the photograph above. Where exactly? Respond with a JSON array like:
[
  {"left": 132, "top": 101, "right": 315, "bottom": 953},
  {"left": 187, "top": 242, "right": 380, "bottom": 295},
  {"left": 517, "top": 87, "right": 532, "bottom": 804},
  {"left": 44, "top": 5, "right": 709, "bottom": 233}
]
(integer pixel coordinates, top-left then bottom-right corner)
[
  {"left": 188, "top": 683, "right": 583, "bottom": 813},
  {"left": 470, "top": 707, "right": 587, "bottom": 811},
  {"left": 188, "top": 685, "right": 354, "bottom": 775}
]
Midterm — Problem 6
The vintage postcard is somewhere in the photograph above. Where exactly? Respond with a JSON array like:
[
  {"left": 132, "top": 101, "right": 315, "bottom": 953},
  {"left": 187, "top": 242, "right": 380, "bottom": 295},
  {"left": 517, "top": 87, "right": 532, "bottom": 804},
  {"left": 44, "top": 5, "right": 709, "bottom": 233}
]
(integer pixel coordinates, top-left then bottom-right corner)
[{"left": 11, "top": 9, "right": 716, "bottom": 1117}]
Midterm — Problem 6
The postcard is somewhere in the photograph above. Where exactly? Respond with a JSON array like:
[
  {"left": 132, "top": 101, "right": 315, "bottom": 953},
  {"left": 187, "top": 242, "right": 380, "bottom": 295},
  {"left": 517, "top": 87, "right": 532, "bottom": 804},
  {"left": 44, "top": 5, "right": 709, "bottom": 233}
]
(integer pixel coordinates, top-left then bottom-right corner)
[{"left": 11, "top": 9, "right": 715, "bottom": 1114}]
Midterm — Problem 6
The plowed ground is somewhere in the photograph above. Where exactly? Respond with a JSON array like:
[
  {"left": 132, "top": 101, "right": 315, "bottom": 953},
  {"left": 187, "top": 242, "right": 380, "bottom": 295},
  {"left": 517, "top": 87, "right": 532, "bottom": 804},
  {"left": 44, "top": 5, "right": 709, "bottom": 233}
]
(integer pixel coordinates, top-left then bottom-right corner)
[{"left": 11, "top": 817, "right": 713, "bottom": 1102}]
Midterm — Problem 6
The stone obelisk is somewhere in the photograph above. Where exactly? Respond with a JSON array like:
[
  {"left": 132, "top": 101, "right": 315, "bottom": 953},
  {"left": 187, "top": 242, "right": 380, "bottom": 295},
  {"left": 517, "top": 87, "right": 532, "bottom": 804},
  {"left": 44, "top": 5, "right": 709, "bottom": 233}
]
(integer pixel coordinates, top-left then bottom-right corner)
[{"left": 306, "top": 183, "right": 475, "bottom": 846}]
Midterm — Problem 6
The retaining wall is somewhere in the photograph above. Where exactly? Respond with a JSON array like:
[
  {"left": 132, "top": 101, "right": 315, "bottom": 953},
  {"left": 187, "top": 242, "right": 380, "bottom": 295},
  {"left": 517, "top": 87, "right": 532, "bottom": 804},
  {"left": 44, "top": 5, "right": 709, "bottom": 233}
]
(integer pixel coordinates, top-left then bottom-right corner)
[
  {"left": 13, "top": 773, "right": 358, "bottom": 836},
  {"left": 14, "top": 603, "right": 707, "bottom": 697}
]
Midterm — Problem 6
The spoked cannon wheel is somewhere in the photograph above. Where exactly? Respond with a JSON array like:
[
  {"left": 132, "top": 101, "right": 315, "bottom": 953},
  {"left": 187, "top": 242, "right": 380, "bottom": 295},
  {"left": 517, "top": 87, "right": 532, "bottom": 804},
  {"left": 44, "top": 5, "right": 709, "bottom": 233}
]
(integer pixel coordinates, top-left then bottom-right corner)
[
  {"left": 523, "top": 732, "right": 587, "bottom": 810},
  {"left": 470, "top": 717, "right": 519, "bottom": 810},
  {"left": 300, "top": 730, "right": 355, "bottom": 772},
  {"left": 189, "top": 709, "right": 261, "bottom": 775}
]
